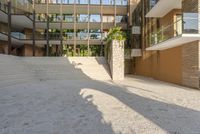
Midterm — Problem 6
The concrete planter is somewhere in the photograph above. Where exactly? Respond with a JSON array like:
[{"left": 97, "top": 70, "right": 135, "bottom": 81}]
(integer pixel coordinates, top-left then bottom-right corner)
[{"left": 108, "top": 40, "right": 124, "bottom": 80}]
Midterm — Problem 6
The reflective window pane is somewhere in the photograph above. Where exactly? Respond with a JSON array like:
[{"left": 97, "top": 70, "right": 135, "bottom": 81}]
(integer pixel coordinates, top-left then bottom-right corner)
[
  {"left": 90, "top": 29, "right": 101, "bottom": 39},
  {"left": 69, "top": 0, "right": 75, "bottom": 4},
  {"left": 63, "top": 14, "right": 74, "bottom": 22},
  {"left": 77, "top": 29, "right": 88, "bottom": 40},
  {"left": 183, "top": 13, "right": 198, "bottom": 33},
  {"left": 102, "top": 0, "right": 114, "bottom": 5},
  {"left": 77, "top": 0, "right": 88, "bottom": 4},
  {"left": 116, "top": 15, "right": 127, "bottom": 23},
  {"left": 77, "top": 14, "right": 88, "bottom": 22},
  {"left": 116, "top": 0, "right": 127, "bottom": 5},
  {"left": 102, "top": 15, "right": 114, "bottom": 22},
  {"left": 90, "top": 0, "right": 100, "bottom": 4},
  {"left": 90, "top": 14, "right": 101, "bottom": 22}
]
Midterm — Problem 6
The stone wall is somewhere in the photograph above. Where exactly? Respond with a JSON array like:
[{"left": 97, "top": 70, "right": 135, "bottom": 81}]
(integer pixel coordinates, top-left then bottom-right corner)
[
  {"left": 109, "top": 40, "right": 124, "bottom": 80},
  {"left": 182, "top": 41, "right": 200, "bottom": 89}
]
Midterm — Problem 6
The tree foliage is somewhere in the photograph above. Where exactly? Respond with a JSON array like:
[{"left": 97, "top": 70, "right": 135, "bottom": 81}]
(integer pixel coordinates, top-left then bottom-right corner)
[{"left": 105, "top": 26, "right": 127, "bottom": 44}]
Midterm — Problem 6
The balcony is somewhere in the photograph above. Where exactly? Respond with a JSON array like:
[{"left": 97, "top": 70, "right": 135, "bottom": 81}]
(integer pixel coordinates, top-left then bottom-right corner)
[
  {"left": 146, "top": 17, "right": 200, "bottom": 50},
  {"left": 146, "top": 0, "right": 181, "bottom": 18},
  {"left": 34, "top": 0, "right": 127, "bottom": 6}
]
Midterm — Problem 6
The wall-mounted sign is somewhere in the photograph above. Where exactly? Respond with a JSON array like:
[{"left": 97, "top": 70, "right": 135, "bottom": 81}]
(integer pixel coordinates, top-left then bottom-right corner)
[{"left": 132, "top": 26, "right": 141, "bottom": 34}]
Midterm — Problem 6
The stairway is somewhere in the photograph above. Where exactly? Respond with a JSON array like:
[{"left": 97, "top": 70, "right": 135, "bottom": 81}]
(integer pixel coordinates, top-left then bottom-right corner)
[
  {"left": 0, "top": 55, "right": 111, "bottom": 87},
  {"left": 68, "top": 57, "right": 111, "bottom": 80}
]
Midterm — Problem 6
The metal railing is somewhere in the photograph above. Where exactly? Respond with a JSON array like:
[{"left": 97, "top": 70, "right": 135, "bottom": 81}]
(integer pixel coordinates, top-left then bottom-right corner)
[
  {"left": 2, "top": 30, "right": 103, "bottom": 41},
  {"left": 150, "top": 18, "right": 199, "bottom": 46},
  {"left": 35, "top": 0, "right": 127, "bottom": 5}
]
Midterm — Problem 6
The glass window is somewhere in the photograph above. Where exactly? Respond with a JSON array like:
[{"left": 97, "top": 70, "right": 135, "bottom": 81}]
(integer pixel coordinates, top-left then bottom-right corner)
[
  {"left": 48, "top": 29, "right": 61, "bottom": 40},
  {"left": 102, "top": 0, "right": 114, "bottom": 5},
  {"left": 77, "top": 0, "right": 88, "bottom": 4},
  {"left": 102, "top": 15, "right": 114, "bottom": 22},
  {"left": 116, "top": 0, "right": 127, "bottom": 5},
  {"left": 48, "top": 0, "right": 62, "bottom": 4},
  {"left": 36, "top": 14, "right": 47, "bottom": 21},
  {"left": 116, "top": 15, "right": 127, "bottom": 23},
  {"left": 90, "top": 0, "right": 100, "bottom": 4},
  {"left": 63, "top": 14, "right": 74, "bottom": 22},
  {"left": 49, "top": 14, "right": 61, "bottom": 22},
  {"left": 77, "top": 14, "right": 88, "bottom": 22},
  {"left": 90, "top": 14, "right": 101, "bottom": 22},
  {"left": 90, "top": 29, "right": 101, "bottom": 39},
  {"left": 77, "top": 29, "right": 88, "bottom": 40},
  {"left": 62, "top": 0, "right": 68, "bottom": 4},
  {"left": 63, "top": 29, "right": 74, "bottom": 39},
  {"left": 69, "top": 0, "right": 75, "bottom": 4},
  {"left": 183, "top": 13, "right": 198, "bottom": 34},
  {"left": 35, "top": 0, "right": 46, "bottom": 3}
]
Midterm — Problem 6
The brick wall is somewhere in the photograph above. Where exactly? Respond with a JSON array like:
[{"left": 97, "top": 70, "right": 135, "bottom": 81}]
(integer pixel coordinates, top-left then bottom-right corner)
[
  {"left": 182, "top": 0, "right": 198, "bottom": 13},
  {"left": 182, "top": 41, "right": 200, "bottom": 89}
]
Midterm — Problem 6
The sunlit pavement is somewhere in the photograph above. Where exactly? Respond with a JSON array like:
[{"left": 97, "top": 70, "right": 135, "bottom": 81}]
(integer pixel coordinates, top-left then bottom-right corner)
[{"left": 0, "top": 55, "right": 200, "bottom": 134}]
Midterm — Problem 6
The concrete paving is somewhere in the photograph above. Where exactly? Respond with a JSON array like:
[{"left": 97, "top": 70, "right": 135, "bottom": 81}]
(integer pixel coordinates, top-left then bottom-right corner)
[{"left": 0, "top": 55, "right": 200, "bottom": 134}]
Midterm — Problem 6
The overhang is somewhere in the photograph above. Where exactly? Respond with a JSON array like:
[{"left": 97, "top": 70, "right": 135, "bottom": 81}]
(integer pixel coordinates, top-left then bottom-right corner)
[
  {"left": 146, "top": 34, "right": 200, "bottom": 51},
  {"left": 146, "top": 0, "right": 181, "bottom": 18}
]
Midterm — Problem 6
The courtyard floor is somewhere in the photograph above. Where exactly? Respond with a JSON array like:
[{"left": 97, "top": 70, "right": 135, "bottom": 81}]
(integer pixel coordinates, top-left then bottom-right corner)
[{"left": 0, "top": 55, "right": 200, "bottom": 134}]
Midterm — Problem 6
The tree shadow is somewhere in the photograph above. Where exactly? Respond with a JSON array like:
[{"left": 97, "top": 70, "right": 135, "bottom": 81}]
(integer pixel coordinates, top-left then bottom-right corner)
[
  {"left": 66, "top": 58, "right": 200, "bottom": 134},
  {"left": 0, "top": 56, "right": 200, "bottom": 134}
]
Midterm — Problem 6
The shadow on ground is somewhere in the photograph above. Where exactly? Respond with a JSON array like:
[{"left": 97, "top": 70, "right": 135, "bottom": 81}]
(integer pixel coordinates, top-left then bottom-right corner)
[{"left": 0, "top": 56, "right": 200, "bottom": 134}]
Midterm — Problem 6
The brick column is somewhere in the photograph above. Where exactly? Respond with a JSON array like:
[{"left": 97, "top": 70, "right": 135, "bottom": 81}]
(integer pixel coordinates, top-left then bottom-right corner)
[
  {"left": 110, "top": 40, "right": 124, "bottom": 80},
  {"left": 181, "top": 0, "right": 200, "bottom": 89},
  {"left": 182, "top": 41, "right": 200, "bottom": 89},
  {"left": 199, "top": 0, "right": 200, "bottom": 33}
]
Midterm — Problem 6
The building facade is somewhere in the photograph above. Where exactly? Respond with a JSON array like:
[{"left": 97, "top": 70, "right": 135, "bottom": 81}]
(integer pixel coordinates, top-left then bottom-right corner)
[
  {"left": 1, "top": 0, "right": 200, "bottom": 89},
  {"left": 131, "top": 0, "right": 200, "bottom": 89},
  {"left": 0, "top": 0, "right": 139, "bottom": 56}
]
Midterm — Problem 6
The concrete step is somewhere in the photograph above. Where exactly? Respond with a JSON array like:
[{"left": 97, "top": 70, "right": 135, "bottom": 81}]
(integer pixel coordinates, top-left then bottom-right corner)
[{"left": 0, "top": 55, "right": 111, "bottom": 84}]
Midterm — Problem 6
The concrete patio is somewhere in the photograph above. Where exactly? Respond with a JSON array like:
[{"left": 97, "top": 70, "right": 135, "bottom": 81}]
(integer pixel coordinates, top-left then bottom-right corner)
[{"left": 0, "top": 55, "right": 200, "bottom": 134}]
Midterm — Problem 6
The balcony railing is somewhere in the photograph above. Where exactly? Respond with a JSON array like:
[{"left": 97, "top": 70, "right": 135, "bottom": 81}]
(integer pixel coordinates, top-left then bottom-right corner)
[
  {"left": 7, "top": 32, "right": 103, "bottom": 40},
  {"left": 10, "top": 32, "right": 69, "bottom": 40},
  {"left": 150, "top": 18, "right": 199, "bottom": 46},
  {"left": 35, "top": 0, "right": 128, "bottom": 5}
]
